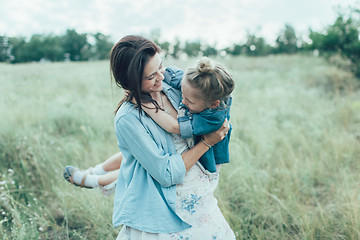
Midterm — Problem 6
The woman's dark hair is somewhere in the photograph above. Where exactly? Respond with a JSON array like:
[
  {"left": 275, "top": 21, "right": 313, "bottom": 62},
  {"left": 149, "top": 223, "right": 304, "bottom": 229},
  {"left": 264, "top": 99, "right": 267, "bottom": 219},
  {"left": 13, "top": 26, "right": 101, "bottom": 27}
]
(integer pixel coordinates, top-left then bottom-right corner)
[{"left": 110, "top": 35, "right": 161, "bottom": 113}]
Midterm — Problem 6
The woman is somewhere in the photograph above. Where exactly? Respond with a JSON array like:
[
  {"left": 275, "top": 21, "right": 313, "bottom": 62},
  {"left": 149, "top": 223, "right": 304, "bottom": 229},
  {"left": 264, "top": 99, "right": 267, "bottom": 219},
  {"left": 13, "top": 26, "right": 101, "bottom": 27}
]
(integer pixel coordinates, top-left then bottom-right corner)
[{"left": 111, "top": 35, "right": 235, "bottom": 239}]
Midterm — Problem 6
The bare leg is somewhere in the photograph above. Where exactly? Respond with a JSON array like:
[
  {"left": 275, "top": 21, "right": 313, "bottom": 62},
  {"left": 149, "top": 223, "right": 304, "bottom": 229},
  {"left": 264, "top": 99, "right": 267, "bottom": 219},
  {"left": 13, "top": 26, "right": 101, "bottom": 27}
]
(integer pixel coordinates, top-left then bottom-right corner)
[
  {"left": 98, "top": 170, "right": 119, "bottom": 186},
  {"left": 101, "top": 152, "right": 123, "bottom": 172}
]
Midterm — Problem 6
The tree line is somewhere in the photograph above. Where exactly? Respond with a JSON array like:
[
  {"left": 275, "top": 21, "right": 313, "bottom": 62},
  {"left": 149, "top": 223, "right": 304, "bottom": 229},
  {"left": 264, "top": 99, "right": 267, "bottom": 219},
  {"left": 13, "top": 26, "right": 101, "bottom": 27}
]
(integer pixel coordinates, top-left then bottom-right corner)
[
  {"left": 0, "top": 30, "right": 113, "bottom": 62},
  {"left": 0, "top": 6, "right": 359, "bottom": 76}
]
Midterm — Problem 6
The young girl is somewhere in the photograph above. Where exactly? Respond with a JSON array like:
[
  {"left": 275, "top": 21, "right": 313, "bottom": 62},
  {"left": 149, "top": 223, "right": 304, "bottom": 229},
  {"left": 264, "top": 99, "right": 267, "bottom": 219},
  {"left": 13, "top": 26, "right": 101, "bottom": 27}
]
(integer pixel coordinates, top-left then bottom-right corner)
[
  {"left": 64, "top": 57, "right": 234, "bottom": 190},
  {"left": 144, "top": 57, "right": 234, "bottom": 173}
]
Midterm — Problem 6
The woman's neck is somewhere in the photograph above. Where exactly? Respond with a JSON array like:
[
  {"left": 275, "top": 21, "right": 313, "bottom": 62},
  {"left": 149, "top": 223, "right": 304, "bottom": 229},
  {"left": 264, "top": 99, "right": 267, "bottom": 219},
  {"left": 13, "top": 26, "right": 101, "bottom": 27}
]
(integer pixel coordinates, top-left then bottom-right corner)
[{"left": 149, "top": 91, "right": 161, "bottom": 102}]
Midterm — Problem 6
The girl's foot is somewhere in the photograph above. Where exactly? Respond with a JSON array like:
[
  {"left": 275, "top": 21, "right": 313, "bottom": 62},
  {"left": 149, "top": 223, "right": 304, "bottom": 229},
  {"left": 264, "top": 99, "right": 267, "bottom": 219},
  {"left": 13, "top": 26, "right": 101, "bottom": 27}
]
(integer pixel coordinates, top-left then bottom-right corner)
[{"left": 63, "top": 166, "right": 99, "bottom": 188}]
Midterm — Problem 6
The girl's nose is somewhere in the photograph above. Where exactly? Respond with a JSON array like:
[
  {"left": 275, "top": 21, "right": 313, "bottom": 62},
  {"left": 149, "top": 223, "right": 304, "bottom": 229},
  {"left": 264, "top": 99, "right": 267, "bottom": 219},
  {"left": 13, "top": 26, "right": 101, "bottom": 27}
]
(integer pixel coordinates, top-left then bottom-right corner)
[{"left": 181, "top": 98, "right": 186, "bottom": 105}]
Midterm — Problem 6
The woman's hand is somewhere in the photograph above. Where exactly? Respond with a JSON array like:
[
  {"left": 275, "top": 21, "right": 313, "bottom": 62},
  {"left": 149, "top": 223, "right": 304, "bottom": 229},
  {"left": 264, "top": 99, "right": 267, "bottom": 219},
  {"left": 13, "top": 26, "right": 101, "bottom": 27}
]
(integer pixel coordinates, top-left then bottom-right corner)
[{"left": 203, "top": 119, "right": 230, "bottom": 146}]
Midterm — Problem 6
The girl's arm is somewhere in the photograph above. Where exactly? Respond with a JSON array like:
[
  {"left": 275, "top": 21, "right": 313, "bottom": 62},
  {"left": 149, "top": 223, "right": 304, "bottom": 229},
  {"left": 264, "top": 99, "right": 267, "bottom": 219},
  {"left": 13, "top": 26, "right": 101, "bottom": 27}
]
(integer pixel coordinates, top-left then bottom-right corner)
[{"left": 142, "top": 104, "right": 180, "bottom": 134}]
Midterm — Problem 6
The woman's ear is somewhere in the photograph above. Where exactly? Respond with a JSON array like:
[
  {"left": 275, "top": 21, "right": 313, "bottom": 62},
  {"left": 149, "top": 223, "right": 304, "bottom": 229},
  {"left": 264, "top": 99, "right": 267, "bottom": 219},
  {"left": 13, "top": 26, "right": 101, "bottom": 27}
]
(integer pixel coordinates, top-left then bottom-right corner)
[{"left": 209, "top": 100, "right": 220, "bottom": 109}]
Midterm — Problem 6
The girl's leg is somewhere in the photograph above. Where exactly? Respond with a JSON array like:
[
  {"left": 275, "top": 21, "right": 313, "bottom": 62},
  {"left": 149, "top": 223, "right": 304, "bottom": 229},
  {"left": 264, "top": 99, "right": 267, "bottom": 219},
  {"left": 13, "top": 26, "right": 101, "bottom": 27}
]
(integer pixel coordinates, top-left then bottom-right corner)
[
  {"left": 88, "top": 152, "right": 123, "bottom": 175},
  {"left": 101, "top": 152, "right": 122, "bottom": 172},
  {"left": 64, "top": 168, "right": 119, "bottom": 188},
  {"left": 63, "top": 152, "right": 122, "bottom": 189},
  {"left": 98, "top": 170, "right": 119, "bottom": 186}
]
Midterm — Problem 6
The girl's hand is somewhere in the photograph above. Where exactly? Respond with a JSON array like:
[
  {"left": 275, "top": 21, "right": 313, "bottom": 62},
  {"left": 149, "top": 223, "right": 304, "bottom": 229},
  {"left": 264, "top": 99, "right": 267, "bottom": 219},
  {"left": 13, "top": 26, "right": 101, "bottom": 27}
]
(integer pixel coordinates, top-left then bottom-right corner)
[{"left": 203, "top": 119, "right": 230, "bottom": 146}]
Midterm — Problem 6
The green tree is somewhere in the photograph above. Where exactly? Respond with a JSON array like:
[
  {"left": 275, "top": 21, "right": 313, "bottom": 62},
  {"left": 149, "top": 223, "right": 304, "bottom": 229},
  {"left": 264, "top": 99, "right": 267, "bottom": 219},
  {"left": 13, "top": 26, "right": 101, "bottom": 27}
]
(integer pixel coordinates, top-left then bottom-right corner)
[
  {"left": 243, "top": 32, "right": 272, "bottom": 56},
  {"left": 8, "top": 37, "right": 27, "bottom": 63},
  {"left": 309, "top": 7, "right": 360, "bottom": 77},
  {"left": 92, "top": 32, "right": 113, "bottom": 60},
  {"left": 62, "top": 29, "right": 91, "bottom": 61},
  {"left": 157, "top": 41, "right": 171, "bottom": 56},
  {"left": 0, "top": 35, "right": 9, "bottom": 62},
  {"left": 23, "top": 34, "right": 45, "bottom": 61},
  {"left": 225, "top": 44, "right": 243, "bottom": 56},
  {"left": 202, "top": 44, "right": 218, "bottom": 57},
  {"left": 183, "top": 41, "right": 201, "bottom": 57},
  {"left": 169, "top": 38, "right": 181, "bottom": 59},
  {"left": 42, "top": 35, "right": 64, "bottom": 61},
  {"left": 275, "top": 24, "right": 298, "bottom": 54}
]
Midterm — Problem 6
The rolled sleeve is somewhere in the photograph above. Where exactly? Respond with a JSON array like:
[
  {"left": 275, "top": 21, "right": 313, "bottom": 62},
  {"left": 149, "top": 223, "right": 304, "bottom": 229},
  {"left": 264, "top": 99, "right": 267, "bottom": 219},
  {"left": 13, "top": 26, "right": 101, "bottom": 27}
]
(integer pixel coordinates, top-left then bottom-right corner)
[
  {"left": 178, "top": 115, "right": 194, "bottom": 139},
  {"left": 167, "top": 154, "right": 186, "bottom": 185}
]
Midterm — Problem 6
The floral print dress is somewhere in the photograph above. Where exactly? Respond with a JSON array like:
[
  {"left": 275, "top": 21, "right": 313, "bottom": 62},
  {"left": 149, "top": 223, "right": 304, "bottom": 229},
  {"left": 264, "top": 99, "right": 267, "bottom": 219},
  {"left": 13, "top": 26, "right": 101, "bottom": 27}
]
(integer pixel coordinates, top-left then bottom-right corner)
[{"left": 116, "top": 134, "right": 235, "bottom": 240}]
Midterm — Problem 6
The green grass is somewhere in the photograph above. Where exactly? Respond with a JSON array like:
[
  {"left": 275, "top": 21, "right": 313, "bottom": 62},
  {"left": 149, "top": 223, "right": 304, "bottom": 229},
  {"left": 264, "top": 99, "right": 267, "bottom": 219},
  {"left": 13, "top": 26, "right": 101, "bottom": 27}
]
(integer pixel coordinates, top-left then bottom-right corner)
[{"left": 1, "top": 55, "right": 360, "bottom": 239}]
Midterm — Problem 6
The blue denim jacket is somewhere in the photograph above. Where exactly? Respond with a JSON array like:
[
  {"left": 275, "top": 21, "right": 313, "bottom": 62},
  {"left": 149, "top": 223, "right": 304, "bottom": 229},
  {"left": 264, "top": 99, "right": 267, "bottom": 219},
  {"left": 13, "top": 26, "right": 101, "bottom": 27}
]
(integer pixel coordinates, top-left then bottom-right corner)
[
  {"left": 112, "top": 81, "right": 191, "bottom": 233},
  {"left": 164, "top": 66, "right": 232, "bottom": 173}
]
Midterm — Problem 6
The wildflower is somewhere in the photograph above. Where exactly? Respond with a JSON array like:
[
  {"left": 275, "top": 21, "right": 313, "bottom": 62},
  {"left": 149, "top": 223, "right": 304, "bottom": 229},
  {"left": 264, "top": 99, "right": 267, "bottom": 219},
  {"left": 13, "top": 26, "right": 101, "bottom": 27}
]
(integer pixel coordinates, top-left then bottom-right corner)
[
  {"left": 0, "top": 181, "right": 6, "bottom": 186},
  {"left": 8, "top": 169, "right": 14, "bottom": 176}
]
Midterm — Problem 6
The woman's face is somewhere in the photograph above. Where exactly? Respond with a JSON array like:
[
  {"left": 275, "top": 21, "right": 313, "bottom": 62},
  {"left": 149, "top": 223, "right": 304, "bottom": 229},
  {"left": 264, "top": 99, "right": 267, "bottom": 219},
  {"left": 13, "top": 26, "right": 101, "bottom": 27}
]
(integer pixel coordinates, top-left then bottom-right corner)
[
  {"left": 141, "top": 53, "right": 165, "bottom": 94},
  {"left": 181, "top": 77, "right": 209, "bottom": 113}
]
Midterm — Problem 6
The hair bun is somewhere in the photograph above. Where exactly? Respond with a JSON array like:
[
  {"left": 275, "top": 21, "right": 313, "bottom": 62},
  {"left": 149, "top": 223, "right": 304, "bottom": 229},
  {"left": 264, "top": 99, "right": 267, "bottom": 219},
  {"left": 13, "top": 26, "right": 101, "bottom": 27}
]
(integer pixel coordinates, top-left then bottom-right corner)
[{"left": 197, "top": 57, "right": 213, "bottom": 73}]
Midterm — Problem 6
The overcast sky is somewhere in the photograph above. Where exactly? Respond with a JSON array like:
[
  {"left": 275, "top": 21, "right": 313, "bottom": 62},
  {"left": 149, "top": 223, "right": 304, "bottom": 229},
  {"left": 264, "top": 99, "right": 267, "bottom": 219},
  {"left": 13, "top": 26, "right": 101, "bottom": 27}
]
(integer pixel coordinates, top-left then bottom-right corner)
[{"left": 0, "top": 0, "right": 358, "bottom": 47}]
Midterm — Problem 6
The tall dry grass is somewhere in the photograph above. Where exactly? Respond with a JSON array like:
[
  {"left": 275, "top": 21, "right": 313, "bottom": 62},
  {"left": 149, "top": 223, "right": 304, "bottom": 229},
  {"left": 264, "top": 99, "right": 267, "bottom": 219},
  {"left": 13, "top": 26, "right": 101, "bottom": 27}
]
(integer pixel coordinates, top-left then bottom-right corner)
[{"left": 0, "top": 55, "right": 359, "bottom": 239}]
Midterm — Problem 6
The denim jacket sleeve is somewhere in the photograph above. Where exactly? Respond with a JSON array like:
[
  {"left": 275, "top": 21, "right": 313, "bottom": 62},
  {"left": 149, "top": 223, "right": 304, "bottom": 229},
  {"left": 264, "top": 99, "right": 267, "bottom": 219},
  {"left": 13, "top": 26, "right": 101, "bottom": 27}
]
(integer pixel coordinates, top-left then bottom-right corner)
[
  {"left": 163, "top": 66, "right": 184, "bottom": 90},
  {"left": 115, "top": 112, "right": 186, "bottom": 187},
  {"left": 177, "top": 107, "right": 229, "bottom": 138},
  {"left": 191, "top": 108, "right": 228, "bottom": 136},
  {"left": 177, "top": 107, "right": 194, "bottom": 138}
]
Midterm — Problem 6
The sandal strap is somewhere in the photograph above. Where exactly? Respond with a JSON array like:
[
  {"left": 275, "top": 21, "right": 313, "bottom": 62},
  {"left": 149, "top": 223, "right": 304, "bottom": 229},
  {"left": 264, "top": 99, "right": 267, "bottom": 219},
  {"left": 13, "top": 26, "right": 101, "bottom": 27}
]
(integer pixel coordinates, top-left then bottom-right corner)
[
  {"left": 69, "top": 176, "right": 74, "bottom": 184},
  {"left": 80, "top": 172, "right": 87, "bottom": 188}
]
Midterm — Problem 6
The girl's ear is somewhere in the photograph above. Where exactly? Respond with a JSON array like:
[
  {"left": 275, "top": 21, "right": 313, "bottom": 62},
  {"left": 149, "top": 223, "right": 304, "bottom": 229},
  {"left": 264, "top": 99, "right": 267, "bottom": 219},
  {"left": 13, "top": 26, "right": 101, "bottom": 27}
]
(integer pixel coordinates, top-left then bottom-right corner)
[{"left": 209, "top": 100, "right": 220, "bottom": 109}]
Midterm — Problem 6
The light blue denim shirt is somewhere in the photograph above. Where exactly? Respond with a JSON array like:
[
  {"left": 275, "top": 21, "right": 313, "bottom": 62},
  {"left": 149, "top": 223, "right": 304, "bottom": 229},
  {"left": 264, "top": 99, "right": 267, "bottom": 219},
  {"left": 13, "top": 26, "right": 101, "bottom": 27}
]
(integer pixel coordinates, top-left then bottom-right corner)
[{"left": 112, "top": 80, "right": 191, "bottom": 233}]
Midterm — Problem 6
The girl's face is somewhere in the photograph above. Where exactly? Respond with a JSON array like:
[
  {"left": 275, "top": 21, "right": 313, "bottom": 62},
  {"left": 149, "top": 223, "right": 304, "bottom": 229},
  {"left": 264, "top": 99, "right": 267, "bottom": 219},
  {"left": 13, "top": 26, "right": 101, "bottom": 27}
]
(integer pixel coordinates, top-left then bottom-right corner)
[
  {"left": 141, "top": 53, "right": 165, "bottom": 94},
  {"left": 181, "top": 78, "right": 209, "bottom": 113}
]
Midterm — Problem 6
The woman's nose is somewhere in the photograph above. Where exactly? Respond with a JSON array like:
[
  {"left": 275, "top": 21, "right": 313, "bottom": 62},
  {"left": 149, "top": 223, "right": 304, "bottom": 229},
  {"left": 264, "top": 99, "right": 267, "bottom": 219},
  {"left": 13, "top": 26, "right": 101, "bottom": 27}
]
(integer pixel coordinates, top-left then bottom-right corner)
[
  {"left": 158, "top": 71, "right": 164, "bottom": 81},
  {"left": 156, "top": 71, "right": 164, "bottom": 81}
]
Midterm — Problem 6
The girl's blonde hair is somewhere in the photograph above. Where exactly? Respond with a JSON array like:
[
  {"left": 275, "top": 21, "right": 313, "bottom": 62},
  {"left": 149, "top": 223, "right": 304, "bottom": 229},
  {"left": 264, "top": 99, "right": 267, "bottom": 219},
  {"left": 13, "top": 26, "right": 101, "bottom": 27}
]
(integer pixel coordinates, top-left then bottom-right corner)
[{"left": 184, "top": 57, "right": 234, "bottom": 104}]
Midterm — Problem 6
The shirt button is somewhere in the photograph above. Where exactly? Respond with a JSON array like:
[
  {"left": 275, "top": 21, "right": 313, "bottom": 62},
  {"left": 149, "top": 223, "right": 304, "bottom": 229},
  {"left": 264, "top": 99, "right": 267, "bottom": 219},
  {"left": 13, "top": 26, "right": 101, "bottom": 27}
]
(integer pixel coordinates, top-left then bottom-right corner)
[{"left": 173, "top": 74, "right": 175, "bottom": 76}]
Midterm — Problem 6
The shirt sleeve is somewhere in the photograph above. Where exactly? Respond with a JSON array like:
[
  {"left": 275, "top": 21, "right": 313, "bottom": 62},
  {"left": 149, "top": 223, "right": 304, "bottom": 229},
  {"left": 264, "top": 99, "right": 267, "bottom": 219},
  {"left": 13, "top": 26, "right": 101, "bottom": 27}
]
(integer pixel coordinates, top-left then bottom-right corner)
[{"left": 115, "top": 113, "right": 186, "bottom": 187}]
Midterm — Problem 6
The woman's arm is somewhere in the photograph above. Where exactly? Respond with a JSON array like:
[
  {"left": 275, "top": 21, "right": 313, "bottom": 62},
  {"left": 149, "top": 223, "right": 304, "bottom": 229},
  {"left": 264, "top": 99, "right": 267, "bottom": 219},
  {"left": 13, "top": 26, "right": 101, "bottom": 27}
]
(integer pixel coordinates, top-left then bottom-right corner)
[
  {"left": 116, "top": 112, "right": 229, "bottom": 186},
  {"left": 181, "top": 119, "right": 229, "bottom": 171},
  {"left": 115, "top": 113, "right": 185, "bottom": 187}
]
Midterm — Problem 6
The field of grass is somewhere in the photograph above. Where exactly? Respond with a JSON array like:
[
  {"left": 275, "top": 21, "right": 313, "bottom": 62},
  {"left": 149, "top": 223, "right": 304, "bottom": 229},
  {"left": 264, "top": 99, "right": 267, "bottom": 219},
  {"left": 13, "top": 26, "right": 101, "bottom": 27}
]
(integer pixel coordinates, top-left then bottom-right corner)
[{"left": 1, "top": 55, "right": 360, "bottom": 239}]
